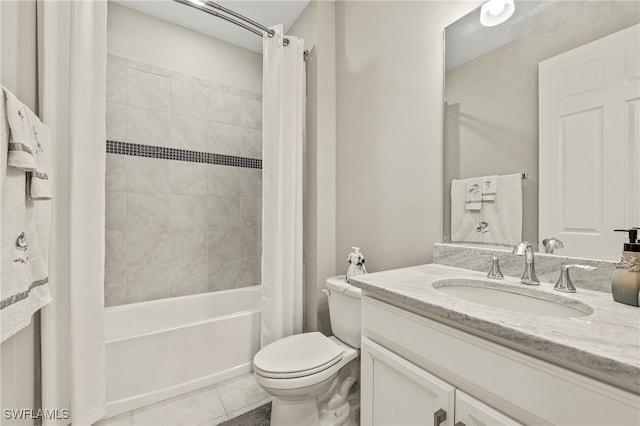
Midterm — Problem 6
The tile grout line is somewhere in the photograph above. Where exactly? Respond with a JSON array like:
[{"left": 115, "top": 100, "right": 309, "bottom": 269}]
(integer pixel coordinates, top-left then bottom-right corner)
[
  {"left": 123, "top": 73, "right": 130, "bottom": 304},
  {"left": 214, "top": 384, "right": 232, "bottom": 418},
  {"left": 124, "top": 155, "right": 129, "bottom": 303}
]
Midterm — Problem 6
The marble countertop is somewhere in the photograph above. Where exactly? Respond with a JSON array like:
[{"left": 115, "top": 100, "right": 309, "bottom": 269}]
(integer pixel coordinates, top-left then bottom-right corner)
[{"left": 349, "top": 264, "right": 640, "bottom": 394}]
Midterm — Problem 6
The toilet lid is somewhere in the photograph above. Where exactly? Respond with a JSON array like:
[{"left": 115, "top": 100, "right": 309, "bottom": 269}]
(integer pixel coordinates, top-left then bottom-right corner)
[{"left": 253, "top": 332, "right": 344, "bottom": 379}]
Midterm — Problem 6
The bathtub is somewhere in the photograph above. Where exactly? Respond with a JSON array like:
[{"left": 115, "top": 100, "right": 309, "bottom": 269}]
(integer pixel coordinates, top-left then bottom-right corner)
[{"left": 104, "top": 286, "right": 261, "bottom": 417}]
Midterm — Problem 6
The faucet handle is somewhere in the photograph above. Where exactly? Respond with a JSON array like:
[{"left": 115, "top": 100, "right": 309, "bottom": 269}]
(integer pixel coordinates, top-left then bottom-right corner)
[
  {"left": 512, "top": 241, "right": 532, "bottom": 256},
  {"left": 476, "top": 253, "right": 504, "bottom": 280},
  {"left": 554, "top": 264, "right": 597, "bottom": 293},
  {"left": 542, "top": 237, "right": 564, "bottom": 254}
]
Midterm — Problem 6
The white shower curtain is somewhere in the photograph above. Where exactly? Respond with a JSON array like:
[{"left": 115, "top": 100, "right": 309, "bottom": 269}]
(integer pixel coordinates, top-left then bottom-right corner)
[
  {"left": 38, "top": 1, "right": 107, "bottom": 424},
  {"left": 261, "top": 25, "right": 305, "bottom": 348}
]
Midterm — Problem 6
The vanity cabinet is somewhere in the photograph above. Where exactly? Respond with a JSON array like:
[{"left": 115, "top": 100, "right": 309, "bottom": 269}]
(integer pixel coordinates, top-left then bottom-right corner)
[
  {"left": 361, "top": 296, "right": 640, "bottom": 425},
  {"left": 455, "top": 390, "right": 522, "bottom": 426},
  {"left": 361, "top": 337, "right": 455, "bottom": 425},
  {"left": 362, "top": 337, "right": 520, "bottom": 426}
]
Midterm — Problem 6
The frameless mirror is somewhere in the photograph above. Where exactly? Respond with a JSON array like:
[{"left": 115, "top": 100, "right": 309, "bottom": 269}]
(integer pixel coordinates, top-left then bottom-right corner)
[{"left": 443, "top": 0, "right": 640, "bottom": 260}]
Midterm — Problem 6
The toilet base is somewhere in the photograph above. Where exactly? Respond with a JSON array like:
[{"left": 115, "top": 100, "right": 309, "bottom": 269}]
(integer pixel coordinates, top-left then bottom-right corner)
[
  {"left": 271, "top": 397, "right": 321, "bottom": 426},
  {"left": 268, "top": 360, "right": 359, "bottom": 426}
]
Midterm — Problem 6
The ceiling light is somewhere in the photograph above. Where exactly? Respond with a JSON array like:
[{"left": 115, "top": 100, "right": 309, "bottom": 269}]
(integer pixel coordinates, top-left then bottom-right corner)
[
  {"left": 480, "top": 0, "right": 515, "bottom": 27},
  {"left": 189, "top": 0, "right": 206, "bottom": 6}
]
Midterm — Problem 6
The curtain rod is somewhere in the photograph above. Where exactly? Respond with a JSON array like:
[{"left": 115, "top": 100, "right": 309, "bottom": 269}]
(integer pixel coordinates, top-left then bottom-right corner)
[{"left": 173, "top": 0, "right": 290, "bottom": 46}]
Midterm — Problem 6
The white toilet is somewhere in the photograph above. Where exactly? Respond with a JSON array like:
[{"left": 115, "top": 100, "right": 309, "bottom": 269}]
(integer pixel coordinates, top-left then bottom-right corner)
[{"left": 253, "top": 276, "right": 362, "bottom": 426}]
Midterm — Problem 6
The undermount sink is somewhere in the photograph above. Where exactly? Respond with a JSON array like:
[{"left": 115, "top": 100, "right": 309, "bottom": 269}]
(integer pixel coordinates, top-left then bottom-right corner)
[{"left": 432, "top": 278, "right": 594, "bottom": 318}]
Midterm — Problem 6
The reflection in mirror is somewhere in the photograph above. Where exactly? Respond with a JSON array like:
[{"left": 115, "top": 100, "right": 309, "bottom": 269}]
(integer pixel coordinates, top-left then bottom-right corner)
[{"left": 443, "top": 1, "right": 640, "bottom": 260}]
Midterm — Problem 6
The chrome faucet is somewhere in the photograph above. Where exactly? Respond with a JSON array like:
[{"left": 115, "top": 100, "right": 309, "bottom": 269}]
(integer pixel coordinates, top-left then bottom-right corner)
[
  {"left": 542, "top": 237, "right": 564, "bottom": 254},
  {"left": 512, "top": 241, "right": 539, "bottom": 285},
  {"left": 476, "top": 253, "right": 504, "bottom": 279},
  {"left": 554, "top": 264, "right": 597, "bottom": 293}
]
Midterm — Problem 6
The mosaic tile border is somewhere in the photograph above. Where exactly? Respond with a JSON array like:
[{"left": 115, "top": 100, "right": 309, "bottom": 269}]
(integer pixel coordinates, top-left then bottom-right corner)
[{"left": 107, "top": 140, "right": 262, "bottom": 169}]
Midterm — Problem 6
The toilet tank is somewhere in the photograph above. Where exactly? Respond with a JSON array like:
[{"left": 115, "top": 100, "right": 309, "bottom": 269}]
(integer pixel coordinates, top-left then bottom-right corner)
[{"left": 325, "top": 276, "right": 362, "bottom": 348}]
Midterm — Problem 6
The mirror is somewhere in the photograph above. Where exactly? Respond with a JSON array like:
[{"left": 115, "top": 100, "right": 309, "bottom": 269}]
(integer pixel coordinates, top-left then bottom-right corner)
[{"left": 443, "top": 1, "right": 640, "bottom": 260}]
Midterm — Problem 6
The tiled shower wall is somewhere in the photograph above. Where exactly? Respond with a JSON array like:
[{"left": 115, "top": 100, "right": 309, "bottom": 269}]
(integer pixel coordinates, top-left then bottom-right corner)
[{"left": 104, "top": 54, "right": 262, "bottom": 307}]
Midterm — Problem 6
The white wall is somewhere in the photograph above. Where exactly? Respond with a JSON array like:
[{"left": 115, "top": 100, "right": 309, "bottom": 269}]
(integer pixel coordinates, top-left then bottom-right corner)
[
  {"left": 107, "top": 2, "right": 263, "bottom": 93},
  {"left": 287, "top": 1, "right": 318, "bottom": 50},
  {"left": 335, "top": 1, "right": 480, "bottom": 273},
  {"left": 1, "top": 1, "right": 38, "bottom": 108},
  {"left": 0, "top": 1, "right": 39, "bottom": 424}
]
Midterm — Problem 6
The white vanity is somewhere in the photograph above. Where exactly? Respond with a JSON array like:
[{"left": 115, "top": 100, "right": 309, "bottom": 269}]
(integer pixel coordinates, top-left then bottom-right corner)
[
  {"left": 362, "top": 1, "right": 640, "bottom": 423},
  {"left": 349, "top": 263, "right": 640, "bottom": 426}
]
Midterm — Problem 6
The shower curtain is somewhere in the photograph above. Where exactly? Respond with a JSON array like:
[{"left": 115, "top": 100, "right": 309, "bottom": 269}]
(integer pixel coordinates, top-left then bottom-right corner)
[
  {"left": 261, "top": 25, "right": 305, "bottom": 347},
  {"left": 38, "top": 1, "right": 107, "bottom": 424}
]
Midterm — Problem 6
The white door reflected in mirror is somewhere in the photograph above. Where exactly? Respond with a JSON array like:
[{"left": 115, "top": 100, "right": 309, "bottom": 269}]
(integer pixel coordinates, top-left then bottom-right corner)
[{"left": 539, "top": 24, "right": 640, "bottom": 260}]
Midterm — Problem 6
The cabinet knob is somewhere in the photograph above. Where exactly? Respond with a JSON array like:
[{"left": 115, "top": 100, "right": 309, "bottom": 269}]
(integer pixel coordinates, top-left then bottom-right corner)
[
  {"left": 434, "top": 408, "right": 447, "bottom": 426},
  {"left": 455, "top": 422, "right": 466, "bottom": 426}
]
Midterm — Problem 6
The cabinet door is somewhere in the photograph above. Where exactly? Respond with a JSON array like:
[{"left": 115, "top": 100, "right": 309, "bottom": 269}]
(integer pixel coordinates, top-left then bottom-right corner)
[
  {"left": 454, "top": 390, "right": 523, "bottom": 426},
  {"left": 361, "top": 337, "right": 455, "bottom": 426}
]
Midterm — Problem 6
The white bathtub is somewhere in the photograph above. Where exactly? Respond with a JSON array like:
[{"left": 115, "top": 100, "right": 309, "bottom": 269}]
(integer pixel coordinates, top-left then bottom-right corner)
[{"left": 104, "top": 286, "right": 261, "bottom": 417}]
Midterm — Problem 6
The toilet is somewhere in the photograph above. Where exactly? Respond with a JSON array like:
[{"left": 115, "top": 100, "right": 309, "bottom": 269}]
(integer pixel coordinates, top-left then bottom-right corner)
[{"left": 253, "top": 276, "right": 362, "bottom": 426}]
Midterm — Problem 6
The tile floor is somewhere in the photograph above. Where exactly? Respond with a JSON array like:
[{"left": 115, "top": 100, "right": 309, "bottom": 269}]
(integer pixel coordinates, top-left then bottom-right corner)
[{"left": 94, "top": 373, "right": 271, "bottom": 426}]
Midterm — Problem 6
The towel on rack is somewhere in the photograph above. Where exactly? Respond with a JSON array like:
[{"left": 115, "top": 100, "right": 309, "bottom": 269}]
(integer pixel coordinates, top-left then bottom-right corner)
[
  {"left": 1, "top": 87, "right": 52, "bottom": 343},
  {"left": 465, "top": 177, "right": 483, "bottom": 211},
  {"left": 3, "top": 86, "right": 37, "bottom": 171},
  {"left": 481, "top": 173, "right": 523, "bottom": 246},
  {"left": 26, "top": 117, "right": 52, "bottom": 200},
  {"left": 451, "top": 179, "right": 483, "bottom": 243},
  {"left": 1, "top": 86, "right": 51, "bottom": 200},
  {"left": 482, "top": 175, "right": 497, "bottom": 201}
]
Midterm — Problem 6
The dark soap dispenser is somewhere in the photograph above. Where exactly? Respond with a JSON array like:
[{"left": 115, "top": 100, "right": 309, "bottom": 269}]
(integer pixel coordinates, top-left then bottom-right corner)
[{"left": 612, "top": 228, "right": 640, "bottom": 307}]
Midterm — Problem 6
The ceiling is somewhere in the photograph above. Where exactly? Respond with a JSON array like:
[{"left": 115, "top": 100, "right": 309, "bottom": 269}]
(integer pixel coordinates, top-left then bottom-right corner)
[{"left": 112, "top": 0, "right": 310, "bottom": 53}]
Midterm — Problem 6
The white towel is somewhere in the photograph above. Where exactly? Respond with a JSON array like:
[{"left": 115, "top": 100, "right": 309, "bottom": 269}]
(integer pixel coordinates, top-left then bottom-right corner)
[
  {"left": 1, "top": 87, "right": 52, "bottom": 343},
  {"left": 27, "top": 117, "right": 52, "bottom": 200},
  {"left": 465, "top": 177, "right": 483, "bottom": 211},
  {"left": 451, "top": 179, "right": 483, "bottom": 243},
  {"left": 3, "top": 86, "right": 37, "bottom": 171},
  {"left": 481, "top": 173, "right": 523, "bottom": 246},
  {"left": 1, "top": 86, "right": 51, "bottom": 200},
  {"left": 482, "top": 175, "right": 497, "bottom": 201}
]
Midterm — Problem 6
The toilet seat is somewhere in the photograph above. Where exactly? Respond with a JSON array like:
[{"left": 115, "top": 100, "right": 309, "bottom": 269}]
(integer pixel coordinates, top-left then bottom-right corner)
[
  {"left": 254, "top": 332, "right": 344, "bottom": 379},
  {"left": 254, "top": 336, "right": 359, "bottom": 391}
]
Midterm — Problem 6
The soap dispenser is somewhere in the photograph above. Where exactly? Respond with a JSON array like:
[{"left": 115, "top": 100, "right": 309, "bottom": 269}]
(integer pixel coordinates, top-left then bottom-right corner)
[
  {"left": 346, "top": 247, "right": 367, "bottom": 283},
  {"left": 612, "top": 228, "right": 640, "bottom": 307}
]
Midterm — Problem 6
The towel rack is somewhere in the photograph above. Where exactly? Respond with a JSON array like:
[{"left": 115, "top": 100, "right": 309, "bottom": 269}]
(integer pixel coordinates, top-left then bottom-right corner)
[{"left": 455, "top": 172, "right": 528, "bottom": 180}]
